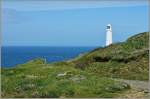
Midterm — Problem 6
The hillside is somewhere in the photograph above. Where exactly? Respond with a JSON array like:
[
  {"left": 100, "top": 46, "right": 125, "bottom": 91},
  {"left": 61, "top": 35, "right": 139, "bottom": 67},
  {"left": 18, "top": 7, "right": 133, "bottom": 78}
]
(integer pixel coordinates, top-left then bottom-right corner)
[
  {"left": 72, "top": 32, "right": 149, "bottom": 80},
  {"left": 1, "top": 32, "right": 149, "bottom": 98},
  {"left": 1, "top": 59, "right": 132, "bottom": 98}
]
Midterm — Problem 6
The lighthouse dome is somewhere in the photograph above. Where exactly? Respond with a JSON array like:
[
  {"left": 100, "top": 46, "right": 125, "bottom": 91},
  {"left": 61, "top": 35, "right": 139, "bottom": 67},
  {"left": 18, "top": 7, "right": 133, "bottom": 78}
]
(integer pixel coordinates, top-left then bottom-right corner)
[
  {"left": 107, "top": 24, "right": 111, "bottom": 26},
  {"left": 107, "top": 24, "right": 111, "bottom": 29}
]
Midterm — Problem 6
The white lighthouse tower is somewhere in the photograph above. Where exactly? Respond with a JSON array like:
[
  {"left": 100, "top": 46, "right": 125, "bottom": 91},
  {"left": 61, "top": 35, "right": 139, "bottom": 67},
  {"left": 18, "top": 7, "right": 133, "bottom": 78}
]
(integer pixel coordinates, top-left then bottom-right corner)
[{"left": 106, "top": 24, "right": 112, "bottom": 46}]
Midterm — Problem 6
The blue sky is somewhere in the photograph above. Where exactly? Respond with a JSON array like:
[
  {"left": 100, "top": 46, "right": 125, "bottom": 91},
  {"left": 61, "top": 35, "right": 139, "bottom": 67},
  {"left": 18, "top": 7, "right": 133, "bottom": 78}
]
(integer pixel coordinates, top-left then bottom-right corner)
[{"left": 2, "top": 0, "right": 149, "bottom": 46}]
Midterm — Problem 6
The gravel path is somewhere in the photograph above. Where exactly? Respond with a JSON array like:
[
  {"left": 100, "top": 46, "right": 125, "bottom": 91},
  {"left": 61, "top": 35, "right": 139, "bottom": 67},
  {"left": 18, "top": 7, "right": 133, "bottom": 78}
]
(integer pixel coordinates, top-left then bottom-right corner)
[
  {"left": 112, "top": 78, "right": 149, "bottom": 98},
  {"left": 113, "top": 78, "right": 149, "bottom": 91}
]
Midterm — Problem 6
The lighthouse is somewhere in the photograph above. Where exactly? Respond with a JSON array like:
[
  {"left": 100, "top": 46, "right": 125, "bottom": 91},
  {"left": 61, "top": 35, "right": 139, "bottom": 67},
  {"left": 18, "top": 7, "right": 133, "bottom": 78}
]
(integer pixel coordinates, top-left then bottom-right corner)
[{"left": 106, "top": 24, "right": 112, "bottom": 46}]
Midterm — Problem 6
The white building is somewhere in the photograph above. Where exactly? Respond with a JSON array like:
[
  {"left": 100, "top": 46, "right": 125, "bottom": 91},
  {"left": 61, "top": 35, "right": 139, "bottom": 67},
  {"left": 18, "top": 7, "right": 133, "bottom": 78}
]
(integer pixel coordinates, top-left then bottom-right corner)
[{"left": 106, "top": 24, "right": 112, "bottom": 46}]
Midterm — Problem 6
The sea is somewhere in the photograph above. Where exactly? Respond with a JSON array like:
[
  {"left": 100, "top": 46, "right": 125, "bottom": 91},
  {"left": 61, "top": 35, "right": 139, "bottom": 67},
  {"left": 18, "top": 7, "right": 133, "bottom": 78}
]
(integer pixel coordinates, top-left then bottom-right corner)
[{"left": 1, "top": 46, "right": 96, "bottom": 68}]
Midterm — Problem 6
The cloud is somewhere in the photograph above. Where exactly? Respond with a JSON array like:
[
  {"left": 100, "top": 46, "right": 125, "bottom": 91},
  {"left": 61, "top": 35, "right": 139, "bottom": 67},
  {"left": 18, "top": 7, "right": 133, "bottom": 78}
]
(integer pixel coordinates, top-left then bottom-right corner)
[{"left": 2, "top": 0, "right": 149, "bottom": 11}]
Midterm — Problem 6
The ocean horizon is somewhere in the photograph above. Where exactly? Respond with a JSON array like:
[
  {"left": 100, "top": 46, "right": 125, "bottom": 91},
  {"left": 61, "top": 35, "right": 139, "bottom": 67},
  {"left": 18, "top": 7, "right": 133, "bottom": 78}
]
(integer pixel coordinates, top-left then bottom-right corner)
[{"left": 1, "top": 46, "right": 97, "bottom": 68}]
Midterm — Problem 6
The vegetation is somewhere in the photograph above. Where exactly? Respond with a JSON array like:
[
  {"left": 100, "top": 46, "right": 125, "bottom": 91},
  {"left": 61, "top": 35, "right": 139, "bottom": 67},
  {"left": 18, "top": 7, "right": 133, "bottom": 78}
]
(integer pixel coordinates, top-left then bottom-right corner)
[
  {"left": 1, "top": 59, "right": 130, "bottom": 98},
  {"left": 1, "top": 32, "right": 149, "bottom": 98},
  {"left": 73, "top": 32, "right": 149, "bottom": 80}
]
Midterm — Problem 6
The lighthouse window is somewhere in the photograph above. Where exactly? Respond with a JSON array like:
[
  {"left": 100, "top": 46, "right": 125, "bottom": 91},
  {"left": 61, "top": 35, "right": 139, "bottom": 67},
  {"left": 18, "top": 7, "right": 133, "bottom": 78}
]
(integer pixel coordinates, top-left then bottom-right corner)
[{"left": 107, "top": 26, "right": 110, "bottom": 29}]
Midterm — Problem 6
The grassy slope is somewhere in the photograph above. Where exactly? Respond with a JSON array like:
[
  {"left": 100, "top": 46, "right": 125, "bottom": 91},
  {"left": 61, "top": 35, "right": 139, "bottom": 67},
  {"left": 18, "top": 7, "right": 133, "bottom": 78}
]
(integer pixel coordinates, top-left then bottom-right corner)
[
  {"left": 1, "top": 32, "right": 149, "bottom": 98},
  {"left": 1, "top": 59, "right": 130, "bottom": 98},
  {"left": 73, "top": 32, "right": 149, "bottom": 80}
]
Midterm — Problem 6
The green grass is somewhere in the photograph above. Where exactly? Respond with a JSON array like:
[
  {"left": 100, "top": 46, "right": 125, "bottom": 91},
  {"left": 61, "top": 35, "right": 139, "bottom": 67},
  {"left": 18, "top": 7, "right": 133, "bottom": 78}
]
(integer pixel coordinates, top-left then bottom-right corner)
[
  {"left": 72, "top": 32, "right": 149, "bottom": 80},
  {"left": 1, "top": 59, "right": 130, "bottom": 98},
  {"left": 1, "top": 32, "right": 149, "bottom": 98}
]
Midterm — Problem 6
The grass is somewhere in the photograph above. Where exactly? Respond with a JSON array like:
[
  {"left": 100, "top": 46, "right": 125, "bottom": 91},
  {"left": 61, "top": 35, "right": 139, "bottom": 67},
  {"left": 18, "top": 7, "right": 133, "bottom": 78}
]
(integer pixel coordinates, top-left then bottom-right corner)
[
  {"left": 1, "top": 59, "right": 130, "bottom": 98},
  {"left": 73, "top": 32, "right": 149, "bottom": 80},
  {"left": 1, "top": 32, "right": 149, "bottom": 98}
]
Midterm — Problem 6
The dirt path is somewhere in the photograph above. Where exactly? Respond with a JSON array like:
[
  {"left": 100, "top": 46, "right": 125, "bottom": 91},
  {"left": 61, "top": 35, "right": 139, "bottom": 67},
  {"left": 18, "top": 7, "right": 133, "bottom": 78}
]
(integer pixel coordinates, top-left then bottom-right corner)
[
  {"left": 113, "top": 78, "right": 149, "bottom": 90},
  {"left": 113, "top": 78, "right": 149, "bottom": 98}
]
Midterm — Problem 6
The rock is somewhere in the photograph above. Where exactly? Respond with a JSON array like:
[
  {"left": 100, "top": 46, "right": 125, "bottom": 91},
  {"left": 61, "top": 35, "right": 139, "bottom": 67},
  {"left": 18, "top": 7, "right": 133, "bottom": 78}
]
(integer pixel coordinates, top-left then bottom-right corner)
[
  {"left": 56, "top": 71, "right": 73, "bottom": 78},
  {"left": 69, "top": 75, "right": 86, "bottom": 83},
  {"left": 57, "top": 73, "right": 66, "bottom": 77},
  {"left": 105, "top": 82, "right": 130, "bottom": 92},
  {"left": 144, "top": 89, "right": 149, "bottom": 93}
]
